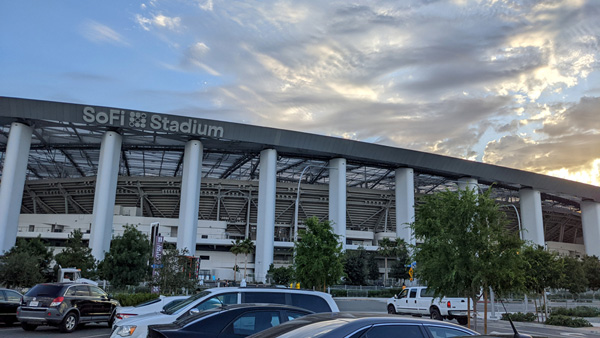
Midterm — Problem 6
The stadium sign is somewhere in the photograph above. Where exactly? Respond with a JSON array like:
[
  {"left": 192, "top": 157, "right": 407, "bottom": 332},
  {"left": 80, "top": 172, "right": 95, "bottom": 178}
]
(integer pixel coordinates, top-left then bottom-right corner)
[{"left": 82, "top": 106, "right": 224, "bottom": 138}]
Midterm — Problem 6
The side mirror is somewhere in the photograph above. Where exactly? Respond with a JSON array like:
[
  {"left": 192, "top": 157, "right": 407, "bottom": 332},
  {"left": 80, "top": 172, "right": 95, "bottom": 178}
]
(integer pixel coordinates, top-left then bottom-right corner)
[
  {"left": 394, "top": 295, "right": 398, "bottom": 299},
  {"left": 189, "top": 308, "right": 200, "bottom": 316}
]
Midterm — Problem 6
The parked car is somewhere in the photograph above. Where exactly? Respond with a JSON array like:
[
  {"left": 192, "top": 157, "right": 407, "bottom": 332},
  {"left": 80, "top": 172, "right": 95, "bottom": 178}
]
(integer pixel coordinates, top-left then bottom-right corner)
[
  {"left": 387, "top": 286, "right": 471, "bottom": 325},
  {"left": 0, "top": 288, "right": 23, "bottom": 325},
  {"left": 110, "top": 286, "right": 339, "bottom": 338},
  {"left": 114, "top": 295, "right": 189, "bottom": 326},
  {"left": 147, "top": 303, "right": 313, "bottom": 338},
  {"left": 17, "top": 282, "right": 120, "bottom": 333},
  {"left": 248, "top": 312, "right": 480, "bottom": 338}
]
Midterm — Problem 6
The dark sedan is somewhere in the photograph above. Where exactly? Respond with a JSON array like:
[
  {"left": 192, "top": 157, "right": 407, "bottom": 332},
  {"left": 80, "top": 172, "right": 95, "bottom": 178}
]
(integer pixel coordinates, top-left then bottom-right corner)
[
  {"left": 147, "top": 303, "right": 313, "bottom": 338},
  {"left": 248, "top": 312, "right": 479, "bottom": 338},
  {"left": 0, "top": 288, "right": 22, "bottom": 325}
]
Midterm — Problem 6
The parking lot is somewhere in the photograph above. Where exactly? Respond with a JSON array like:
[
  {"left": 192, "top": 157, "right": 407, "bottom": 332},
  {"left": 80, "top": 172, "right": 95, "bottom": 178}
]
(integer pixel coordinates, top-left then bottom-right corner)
[{"left": 3, "top": 298, "right": 600, "bottom": 338}]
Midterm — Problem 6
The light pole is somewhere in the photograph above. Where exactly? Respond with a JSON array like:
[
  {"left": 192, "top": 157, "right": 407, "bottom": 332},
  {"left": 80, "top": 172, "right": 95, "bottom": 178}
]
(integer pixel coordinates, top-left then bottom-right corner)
[
  {"left": 293, "top": 165, "right": 334, "bottom": 243},
  {"left": 294, "top": 166, "right": 315, "bottom": 243}
]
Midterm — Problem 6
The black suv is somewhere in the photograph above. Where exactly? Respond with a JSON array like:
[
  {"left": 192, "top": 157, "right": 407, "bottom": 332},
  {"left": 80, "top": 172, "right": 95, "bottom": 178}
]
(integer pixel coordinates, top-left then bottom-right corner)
[{"left": 17, "top": 282, "right": 120, "bottom": 333}]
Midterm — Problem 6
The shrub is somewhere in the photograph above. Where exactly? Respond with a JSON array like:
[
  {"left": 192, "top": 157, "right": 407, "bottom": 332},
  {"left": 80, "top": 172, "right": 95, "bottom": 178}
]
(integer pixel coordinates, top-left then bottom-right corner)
[
  {"left": 367, "top": 288, "right": 402, "bottom": 298},
  {"left": 545, "top": 315, "right": 592, "bottom": 328},
  {"left": 551, "top": 306, "right": 600, "bottom": 317},
  {"left": 330, "top": 289, "right": 348, "bottom": 297},
  {"left": 500, "top": 312, "right": 536, "bottom": 322},
  {"left": 113, "top": 293, "right": 160, "bottom": 307}
]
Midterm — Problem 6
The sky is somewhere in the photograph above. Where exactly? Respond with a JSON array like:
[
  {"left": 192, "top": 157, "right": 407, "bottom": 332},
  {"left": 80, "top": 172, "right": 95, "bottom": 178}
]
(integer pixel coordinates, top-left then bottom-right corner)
[{"left": 1, "top": 0, "right": 599, "bottom": 186}]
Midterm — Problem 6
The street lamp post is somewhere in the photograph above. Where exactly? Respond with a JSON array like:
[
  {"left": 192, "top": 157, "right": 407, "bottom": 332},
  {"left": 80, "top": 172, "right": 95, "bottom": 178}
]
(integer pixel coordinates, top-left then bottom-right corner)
[{"left": 294, "top": 166, "right": 314, "bottom": 243}]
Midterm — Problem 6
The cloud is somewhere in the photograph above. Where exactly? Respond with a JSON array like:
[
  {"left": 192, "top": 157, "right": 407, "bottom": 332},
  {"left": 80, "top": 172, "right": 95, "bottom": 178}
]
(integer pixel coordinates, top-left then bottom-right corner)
[
  {"left": 81, "top": 20, "right": 128, "bottom": 45},
  {"left": 135, "top": 13, "right": 181, "bottom": 31}
]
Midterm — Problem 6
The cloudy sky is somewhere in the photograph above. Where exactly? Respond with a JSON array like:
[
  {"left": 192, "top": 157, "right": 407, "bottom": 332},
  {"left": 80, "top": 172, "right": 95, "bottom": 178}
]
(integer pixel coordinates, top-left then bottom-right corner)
[{"left": 1, "top": 0, "right": 599, "bottom": 186}]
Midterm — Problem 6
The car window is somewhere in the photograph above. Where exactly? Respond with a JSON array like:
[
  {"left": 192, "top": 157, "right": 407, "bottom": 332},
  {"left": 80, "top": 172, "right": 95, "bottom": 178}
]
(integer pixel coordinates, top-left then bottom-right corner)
[
  {"left": 165, "top": 291, "right": 211, "bottom": 315},
  {"left": 409, "top": 289, "right": 417, "bottom": 298},
  {"left": 74, "top": 285, "right": 90, "bottom": 297},
  {"left": 421, "top": 288, "right": 435, "bottom": 297},
  {"left": 426, "top": 326, "right": 474, "bottom": 338},
  {"left": 0, "top": 290, "right": 5, "bottom": 301},
  {"left": 286, "top": 310, "right": 310, "bottom": 321},
  {"left": 90, "top": 286, "right": 106, "bottom": 297},
  {"left": 291, "top": 294, "right": 331, "bottom": 313},
  {"left": 243, "top": 292, "right": 286, "bottom": 305},
  {"left": 6, "top": 290, "right": 21, "bottom": 301},
  {"left": 361, "top": 324, "right": 425, "bottom": 338},
  {"left": 228, "top": 311, "right": 281, "bottom": 336},
  {"left": 398, "top": 289, "right": 408, "bottom": 299},
  {"left": 25, "top": 284, "right": 63, "bottom": 297},
  {"left": 164, "top": 298, "right": 186, "bottom": 311},
  {"left": 194, "top": 293, "right": 237, "bottom": 311}
]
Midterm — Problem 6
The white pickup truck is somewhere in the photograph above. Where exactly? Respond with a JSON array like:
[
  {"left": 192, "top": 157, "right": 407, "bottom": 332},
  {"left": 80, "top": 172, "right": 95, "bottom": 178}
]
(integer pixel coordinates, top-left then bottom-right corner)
[{"left": 387, "top": 286, "right": 471, "bottom": 325}]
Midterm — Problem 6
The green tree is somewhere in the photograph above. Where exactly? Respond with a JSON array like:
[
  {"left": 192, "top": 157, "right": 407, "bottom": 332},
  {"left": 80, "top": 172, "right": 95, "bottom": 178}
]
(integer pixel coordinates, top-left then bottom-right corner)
[
  {"left": 344, "top": 247, "right": 369, "bottom": 285},
  {"left": 3, "top": 236, "right": 54, "bottom": 281},
  {"left": 267, "top": 263, "right": 294, "bottom": 285},
  {"left": 521, "top": 244, "right": 563, "bottom": 321},
  {"left": 367, "top": 253, "right": 380, "bottom": 281},
  {"left": 582, "top": 255, "right": 600, "bottom": 292},
  {"left": 54, "top": 229, "right": 97, "bottom": 279},
  {"left": 230, "top": 239, "right": 244, "bottom": 283},
  {"left": 240, "top": 238, "right": 255, "bottom": 280},
  {"left": 151, "top": 248, "right": 197, "bottom": 294},
  {"left": 560, "top": 255, "right": 587, "bottom": 297},
  {"left": 390, "top": 239, "right": 411, "bottom": 282},
  {"left": 377, "top": 237, "right": 396, "bottom": 285},
  {"left": 0, "top": 251, "right": 45, "bottom": 288},
  {"left": 100, "top": 225, "right": 152, "bottom": 288},
  {"left": 411, "top": 188, "right": 525, "bottom": 330},
  {"left": 293, "top": 216, "right": 344, "bottom": 291}
]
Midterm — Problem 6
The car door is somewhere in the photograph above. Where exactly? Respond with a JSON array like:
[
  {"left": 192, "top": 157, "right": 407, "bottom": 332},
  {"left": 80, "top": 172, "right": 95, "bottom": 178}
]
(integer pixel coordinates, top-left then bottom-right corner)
[
  {"left": 67, "top": 285, "right": 94, "bottom": 321},
  {"left": 407, "top": 288, "right": 419, "bottom": 314},
  {"left": 394, "top": 288, "right": 409, "bottom": 313},
  {"left": 0, "top": 290, "right": 19, "bottom": 323},
  {"left": 89, "top": 286, "right": 112, "bottom": 321}
]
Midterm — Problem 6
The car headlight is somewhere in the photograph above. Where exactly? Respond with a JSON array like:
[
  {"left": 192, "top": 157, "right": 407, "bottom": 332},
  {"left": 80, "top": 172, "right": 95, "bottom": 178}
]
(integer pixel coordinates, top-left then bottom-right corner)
[{"left": 114, "top": 325, "right": 137, "bottom": 337}]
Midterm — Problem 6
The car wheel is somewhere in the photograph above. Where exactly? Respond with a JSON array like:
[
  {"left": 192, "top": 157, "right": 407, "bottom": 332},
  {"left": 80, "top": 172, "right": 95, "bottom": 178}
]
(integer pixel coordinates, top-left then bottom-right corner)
[
  {"left": 21, "top": 322, "right": 38, "bottom": 331},
  {"left": 59, "top": 312, "right": 79, "bottom": 333},
  {"left": 457, "top": 317, "right": 468, "bottom": 325},
  {"left": 430, "top": 308, "right": 443, "bottom": 321},
  {"left": 387, "top": 304, "right": 396, "bottom": 314}
]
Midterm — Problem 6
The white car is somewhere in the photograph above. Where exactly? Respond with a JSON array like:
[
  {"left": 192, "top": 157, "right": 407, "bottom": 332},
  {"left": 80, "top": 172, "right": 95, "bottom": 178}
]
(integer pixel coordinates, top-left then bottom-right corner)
[
  {"left": 110, "top": 287, "right": 339, "bottom": 338},
  {"left": 113, "top": 295, "right": 188, "bottom": 326}
]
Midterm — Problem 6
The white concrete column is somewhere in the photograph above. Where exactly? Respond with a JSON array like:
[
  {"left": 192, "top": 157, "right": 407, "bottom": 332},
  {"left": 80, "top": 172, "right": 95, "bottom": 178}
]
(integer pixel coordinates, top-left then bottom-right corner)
[
  {"left": 90, "top": 131, "right": 122, "bottom": 261},
  {"left": 581, "top": 200, "right": 600, "bottom": 257},
  {"left": 255, "top": 149, "right": 277, "bottom": 283},
  {"left": 329, "top": 158, "right": 347, "bottom": 249},
  {"left": 519, "top": 188, "right": 545, "bottom": 246},
  {"left": 0, "top": 122, "right": 32, "bottom": 254},
  {"left": 395, "top": 168, "right": 415, "bottom": 247},
  {"left": 176, "top": 140, "right": 203, "bottom": 254},
  {"left": 458, "top": 177, "right": 479, "bottom": 194}
]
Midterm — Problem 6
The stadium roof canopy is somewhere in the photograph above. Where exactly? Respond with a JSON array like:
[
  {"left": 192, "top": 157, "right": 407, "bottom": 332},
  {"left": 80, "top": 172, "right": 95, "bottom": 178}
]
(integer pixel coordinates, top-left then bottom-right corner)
[{"left": 0, "top": 96, "right": 598, "bottom": 241}]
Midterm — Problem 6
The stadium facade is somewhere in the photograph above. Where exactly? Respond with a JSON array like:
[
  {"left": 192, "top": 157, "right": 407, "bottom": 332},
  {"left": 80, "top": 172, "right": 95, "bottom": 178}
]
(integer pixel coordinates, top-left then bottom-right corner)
[{"left": 1, "top": 97, "right": 599, "bottom": 282}]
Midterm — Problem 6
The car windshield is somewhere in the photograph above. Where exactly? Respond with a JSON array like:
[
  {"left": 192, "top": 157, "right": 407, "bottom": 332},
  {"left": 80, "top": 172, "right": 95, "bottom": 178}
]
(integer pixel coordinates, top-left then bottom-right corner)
[
  {"left": 164, "top": 291, "right": 211, "bottom": 315},
  {"left": 25, "top": 284, "right": 63, "bottom": 297}
]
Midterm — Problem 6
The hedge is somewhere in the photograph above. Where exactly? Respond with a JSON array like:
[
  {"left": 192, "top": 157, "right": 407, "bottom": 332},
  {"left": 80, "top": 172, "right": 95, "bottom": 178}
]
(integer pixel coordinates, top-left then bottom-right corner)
[
  {"left": 113, "top": 292, "right": 160, "bottom": 307},
  {"left": 551, "top": 306, "right": 600, "bottom": 317},
  {"left": 500, "top": 312, "right": 536, "bottom": 322},
  {"left": 545, "top": 315, "right": 592, "bottom": 328}
]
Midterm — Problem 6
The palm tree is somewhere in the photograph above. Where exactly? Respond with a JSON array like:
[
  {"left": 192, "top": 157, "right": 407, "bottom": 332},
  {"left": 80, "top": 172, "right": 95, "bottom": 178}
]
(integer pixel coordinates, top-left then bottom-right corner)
[
  {"left": 377, "top": 237, "right": 397, "bottom": 286},
  {"left": 230, "top": 239, "right": 244, "bottom": 283},
  {"left": 240, "top": 238, "right": 255, "bottom": 280}
]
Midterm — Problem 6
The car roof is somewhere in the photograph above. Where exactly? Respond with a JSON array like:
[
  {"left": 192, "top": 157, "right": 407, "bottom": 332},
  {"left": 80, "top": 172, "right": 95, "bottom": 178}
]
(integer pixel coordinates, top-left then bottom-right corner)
[
  {"left": 248, "top": 312, "right": 478, "bottom": 337},
  {"left": 176, "top": 303, "right": 314, "bottom": 326}
]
